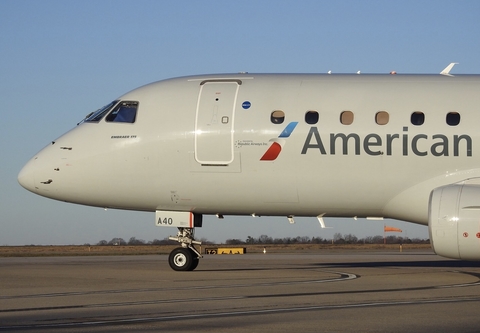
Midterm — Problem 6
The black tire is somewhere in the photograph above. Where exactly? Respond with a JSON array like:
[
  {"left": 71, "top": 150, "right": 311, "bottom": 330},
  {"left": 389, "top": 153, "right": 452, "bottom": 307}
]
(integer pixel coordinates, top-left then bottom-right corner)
[
  {"left": 168, "top": 247, "right": 194, "bottom": 271},
  {"left": 189, "top": 248, "right": 200, "bottom": 271}
]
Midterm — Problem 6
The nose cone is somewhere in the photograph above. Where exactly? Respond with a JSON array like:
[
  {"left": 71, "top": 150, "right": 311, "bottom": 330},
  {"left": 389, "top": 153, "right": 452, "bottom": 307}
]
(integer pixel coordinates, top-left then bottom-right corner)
[{"left": 18, "top": 158, "right": 37, "bottom": 193}]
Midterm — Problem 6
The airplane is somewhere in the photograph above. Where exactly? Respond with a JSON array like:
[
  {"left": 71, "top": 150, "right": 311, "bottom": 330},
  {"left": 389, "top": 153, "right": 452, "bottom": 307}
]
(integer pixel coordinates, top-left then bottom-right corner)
[{"left": 18, "top": 64, "right": 480, "bottom": 271}]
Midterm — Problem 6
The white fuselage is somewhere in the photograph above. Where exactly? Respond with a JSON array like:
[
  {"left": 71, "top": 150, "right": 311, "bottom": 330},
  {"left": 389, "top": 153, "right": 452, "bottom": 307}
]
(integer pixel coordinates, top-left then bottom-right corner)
[{"left": 18, "top": 73, "right": 480, "bottom": 225}]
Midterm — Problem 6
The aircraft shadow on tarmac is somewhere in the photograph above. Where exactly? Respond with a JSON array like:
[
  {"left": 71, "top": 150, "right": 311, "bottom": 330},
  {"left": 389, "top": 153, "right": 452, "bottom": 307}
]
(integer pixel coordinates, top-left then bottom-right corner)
[
  {"left": 316, "top": 260, "right": 480, "bottom": 269},
  {"left": 201, "top": 259, "right": 480, "bottom": 272}
]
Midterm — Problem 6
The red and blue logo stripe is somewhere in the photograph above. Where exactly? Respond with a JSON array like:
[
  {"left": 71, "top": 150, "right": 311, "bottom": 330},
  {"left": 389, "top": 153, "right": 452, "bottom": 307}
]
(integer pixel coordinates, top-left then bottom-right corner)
[{"left": 260, "top": 122, "right": 298, "bottom": 161}]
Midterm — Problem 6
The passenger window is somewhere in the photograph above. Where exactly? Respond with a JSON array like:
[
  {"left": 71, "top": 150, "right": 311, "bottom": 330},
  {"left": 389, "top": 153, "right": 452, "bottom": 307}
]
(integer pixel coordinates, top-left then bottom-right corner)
[
  {"left": 305, "top": 110, "right": 319, "bottom": 124},
  {"left": 106, "top": 101, "right": 138, "bottom": 123},
  {"left": 375, "top": 111, "right": 389, "bottom": 125},
  {"left": 340, "top": 111, "right": 354, "bottom": 125},
  {"left": 446, "top": 112, "right": 460, "bottom": 126},
  {"left": 271, "top": 110, "right": 285, "bottom": 124},
  {"left": 411, "top": 111, "right": 425, "bottom": 125}
]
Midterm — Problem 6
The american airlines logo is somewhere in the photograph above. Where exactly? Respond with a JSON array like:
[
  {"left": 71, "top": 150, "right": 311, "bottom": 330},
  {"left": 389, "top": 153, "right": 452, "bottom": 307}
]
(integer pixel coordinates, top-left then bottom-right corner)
[
  {"left": 261, "top": 124, "right": 472, "bottom": 159},
  {"left": 260, "top": 122, "right": 298, "bottom": 161}
]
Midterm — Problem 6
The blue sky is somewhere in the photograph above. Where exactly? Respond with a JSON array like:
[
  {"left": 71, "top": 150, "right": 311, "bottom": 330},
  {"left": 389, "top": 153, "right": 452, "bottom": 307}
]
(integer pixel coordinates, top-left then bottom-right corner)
[{"left": 2, "top": 0, "right": 479, "bottom": 245}]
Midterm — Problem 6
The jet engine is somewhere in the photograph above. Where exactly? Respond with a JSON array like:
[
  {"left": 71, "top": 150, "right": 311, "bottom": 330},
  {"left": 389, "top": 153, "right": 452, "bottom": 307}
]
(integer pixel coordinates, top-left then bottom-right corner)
[{"left": 429, "top": 182, "right": 480, "bottom": 260}]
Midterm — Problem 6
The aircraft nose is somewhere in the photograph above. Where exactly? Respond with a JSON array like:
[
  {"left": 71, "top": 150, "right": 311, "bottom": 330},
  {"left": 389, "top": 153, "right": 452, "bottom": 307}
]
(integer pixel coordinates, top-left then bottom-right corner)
[{"left": 18, "top": 158, "right": 37, "bottom": 193}]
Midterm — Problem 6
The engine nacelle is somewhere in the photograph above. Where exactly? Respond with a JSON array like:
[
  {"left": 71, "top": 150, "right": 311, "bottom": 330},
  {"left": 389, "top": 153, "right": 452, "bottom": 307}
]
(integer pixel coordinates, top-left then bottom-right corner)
[{"left": 429, "top": 183, "right": 480, "bottom": 260}]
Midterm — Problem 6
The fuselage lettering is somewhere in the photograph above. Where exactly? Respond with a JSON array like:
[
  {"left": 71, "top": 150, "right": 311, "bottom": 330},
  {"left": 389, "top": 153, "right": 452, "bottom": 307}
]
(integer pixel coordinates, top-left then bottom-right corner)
[{"left": 301, "top": 127, "right": 472, "bottom": 157}]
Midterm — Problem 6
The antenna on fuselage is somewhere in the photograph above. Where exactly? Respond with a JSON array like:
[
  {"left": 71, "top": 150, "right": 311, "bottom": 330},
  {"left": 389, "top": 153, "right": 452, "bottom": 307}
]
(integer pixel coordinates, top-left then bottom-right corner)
[{"left": 317, "top": 214, "right": 332, "bottom": 229}]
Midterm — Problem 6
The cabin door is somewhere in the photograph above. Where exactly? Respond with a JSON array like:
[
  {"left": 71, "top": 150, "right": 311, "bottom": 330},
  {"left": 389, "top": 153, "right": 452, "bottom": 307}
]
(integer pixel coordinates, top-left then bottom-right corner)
[{"left": 195, "top": 80, "right": 240, "bottom": 165}]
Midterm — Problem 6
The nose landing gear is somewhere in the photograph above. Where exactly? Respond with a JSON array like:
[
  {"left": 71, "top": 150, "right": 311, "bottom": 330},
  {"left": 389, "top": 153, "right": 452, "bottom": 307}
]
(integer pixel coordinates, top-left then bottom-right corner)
[{"left": 168, "top": 227, "right": 202, "bottom": 271}]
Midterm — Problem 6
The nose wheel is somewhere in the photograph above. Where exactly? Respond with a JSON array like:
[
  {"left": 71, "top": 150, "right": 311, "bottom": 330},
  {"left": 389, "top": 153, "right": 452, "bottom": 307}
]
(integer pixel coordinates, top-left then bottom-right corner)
[
  {"left": 168, "top": 227, "right": 202, "bottom": 271},
  {"left": 168, "top": 247, "right": 200, "bottom": 271}
]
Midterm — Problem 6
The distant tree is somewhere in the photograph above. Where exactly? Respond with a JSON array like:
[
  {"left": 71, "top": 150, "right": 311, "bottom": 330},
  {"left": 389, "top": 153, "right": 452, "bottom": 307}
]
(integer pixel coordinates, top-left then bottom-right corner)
[
  {"left": 282, "top": 237, "right": 292, "bottom": 244},
  {"left": 298, "top": 236, "right": 311, "bottom": 243},
  {"left": 273, "top": 238, "right": 285, "bottom": 244},
  {"left": 363, "top": 236, "right": 374, "bottom": 244},
  {"left": 151, "top": 238, "right": 177, "bottom": 245},
  {"left": 344, "top": 234, "right": 358, "bottom": 244},
  {"left": 258, "top": 234, "right": 273, "bottom": 244},
  {"left": 198, "top": 237, "right": 214, "bottom": 245},
  {"left": 372, "top": 235, "right": 384, "bottom": 244},
  {"left": 91, "top": 234, "right": 432, "bottom": 247},
  {"left": 226, "top": 238, "right": 244, "bottom": 245},
  {"left": 128, "top": 237, "right": 146, "bottom": 245},
  {"left": 311, "top": 237, "right": 325, "bottom": 244},
  {"left": 411, "top": 238, "right": 430, "bottom": 244},
  {"left": 293, "top": 237, "right": 303, "bottom": 243},
  {"left": 108, "top": 237, "right": 126, "bottom": 246},
  {"left": 333, "top": 232, "right": 344, "bottom": 244},
  {"left": 386, "top": 235, "right": 401, "bottom": 244}
]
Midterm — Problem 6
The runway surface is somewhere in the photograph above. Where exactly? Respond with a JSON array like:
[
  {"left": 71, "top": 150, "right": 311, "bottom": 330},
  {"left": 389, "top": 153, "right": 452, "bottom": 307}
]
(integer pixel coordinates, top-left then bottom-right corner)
[{"left": 1, "top": 250, "right": 480, "bottom": 332}]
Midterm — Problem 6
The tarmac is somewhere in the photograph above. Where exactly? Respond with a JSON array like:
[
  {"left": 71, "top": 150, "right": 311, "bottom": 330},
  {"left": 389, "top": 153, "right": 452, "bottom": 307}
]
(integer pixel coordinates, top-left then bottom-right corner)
[{"left": 1, "top": 250, "right": 480, "bottom": 332}]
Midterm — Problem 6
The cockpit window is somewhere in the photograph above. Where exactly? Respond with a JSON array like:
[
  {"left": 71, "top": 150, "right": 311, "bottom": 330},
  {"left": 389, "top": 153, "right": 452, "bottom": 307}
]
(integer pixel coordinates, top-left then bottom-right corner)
[
  {"left": 83, "top": 101, "right": 119, "bottom": 123},
  {"left": 106, "top": 101, "right": 138, "bottom": 123}
]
